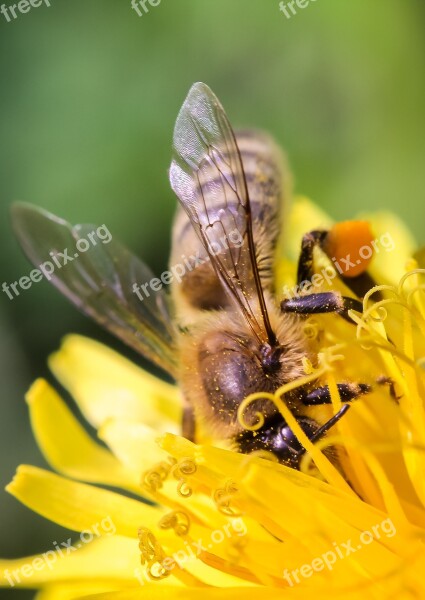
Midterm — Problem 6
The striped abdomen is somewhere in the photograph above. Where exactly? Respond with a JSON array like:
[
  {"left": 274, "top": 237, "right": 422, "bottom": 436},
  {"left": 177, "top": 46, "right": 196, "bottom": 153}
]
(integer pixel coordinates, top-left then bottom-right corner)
[{"left": 170, "top": 130, "right": 290, "bottom": 320}]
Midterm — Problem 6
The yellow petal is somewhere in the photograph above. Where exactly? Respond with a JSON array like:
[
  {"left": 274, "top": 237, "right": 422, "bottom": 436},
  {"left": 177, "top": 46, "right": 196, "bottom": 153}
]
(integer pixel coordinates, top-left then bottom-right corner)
[
  {"left": 34, "top": 583, "right": 129, "bottom": 600},
  {"left": 6, "top": 465, "right": 163, "bottom": 537},
  {"left": 276, "top": 196, "right": 334, "bottom": 294},
  {"left": 281, "top": 195, "right": 333, "bottom": 262},
  {"left": 34, "top": 582, "right": 136, "bottom": 600},
  {"left": 78, "top": 589, "right": 280, "bottom": 600},
  {"left": 27, "top": 379, "right": 139, "bottom": 492},
  {"left": 358, "top": 211, "right": 417, "bottom": 285},
  {"left": 73, "top": 585, "right": 404, "bottom": 600},
  {"left": 4, "top": 467, "right": 245, "bottom": 589},
  {"left": 48, "top": 335, "right": 181, "bottom": 431},
  {"left": 1, "top": 536, "right": 142, "bottom": 588},
  {"left": 159, "top": 434, "right": 425, "bottom": 587},
  {"left": 98, "top": 419, "right": 169, "bottom": 477}
]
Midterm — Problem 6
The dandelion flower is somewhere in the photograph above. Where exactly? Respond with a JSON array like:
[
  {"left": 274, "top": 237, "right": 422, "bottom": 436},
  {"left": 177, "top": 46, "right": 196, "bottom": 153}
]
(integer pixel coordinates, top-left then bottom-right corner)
[{"left": 1, "top": 197, "right": 425, "bottom": 600}]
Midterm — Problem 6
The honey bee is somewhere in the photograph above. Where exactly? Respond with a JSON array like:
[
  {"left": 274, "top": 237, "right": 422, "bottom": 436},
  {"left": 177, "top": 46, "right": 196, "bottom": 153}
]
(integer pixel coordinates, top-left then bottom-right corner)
[{"left": 12, "top": 82, "right": 372, "bottom": 468}]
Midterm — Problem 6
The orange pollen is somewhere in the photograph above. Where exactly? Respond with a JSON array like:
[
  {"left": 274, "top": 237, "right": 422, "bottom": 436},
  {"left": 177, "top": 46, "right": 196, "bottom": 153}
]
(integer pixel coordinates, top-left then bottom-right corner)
[{"left": 323, "top": 220, "right": 375, "bottom": 278}]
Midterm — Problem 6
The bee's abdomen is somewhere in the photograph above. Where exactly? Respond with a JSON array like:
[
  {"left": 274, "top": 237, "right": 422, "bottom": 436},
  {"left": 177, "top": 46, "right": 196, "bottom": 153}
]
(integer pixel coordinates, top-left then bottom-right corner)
[
  {"left": 172, "top": 130, "right": 287, "bottom": 242},
  {"left": 169, "top": 130, "right": 290, "bottom": 315},
  {"left": 236, "top": 129, "right": 288, "bottom": 220}
]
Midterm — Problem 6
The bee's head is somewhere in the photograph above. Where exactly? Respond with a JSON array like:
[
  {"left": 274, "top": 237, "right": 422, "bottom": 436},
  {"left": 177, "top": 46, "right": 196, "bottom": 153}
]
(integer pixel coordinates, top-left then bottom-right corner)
[{"left": 235, "top": 414, "right": 323, "bottom": 469}]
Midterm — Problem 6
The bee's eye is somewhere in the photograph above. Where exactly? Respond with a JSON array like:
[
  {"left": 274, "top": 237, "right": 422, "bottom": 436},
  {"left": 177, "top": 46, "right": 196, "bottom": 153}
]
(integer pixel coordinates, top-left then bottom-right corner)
[
  {"left": 276, "top": 418, "right": 319, "bottom": 467},
  {"left": 279, "top": 425, "right": 304, "bottom": 453},
  {"left": 236, "top": 415, "right": 322, "bottom": 469},
  {"left": 280, "top": 418, "right": 318, "bottom": 448}
]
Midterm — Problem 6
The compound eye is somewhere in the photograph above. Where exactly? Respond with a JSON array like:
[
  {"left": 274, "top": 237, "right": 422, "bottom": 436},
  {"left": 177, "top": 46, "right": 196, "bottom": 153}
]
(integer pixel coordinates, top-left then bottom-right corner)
[
  {"left": 279, "top": 425, "right": 304, "bottom": 453},
  {"left": 276, "top": 417, "right": 322, "bottom": 468}
]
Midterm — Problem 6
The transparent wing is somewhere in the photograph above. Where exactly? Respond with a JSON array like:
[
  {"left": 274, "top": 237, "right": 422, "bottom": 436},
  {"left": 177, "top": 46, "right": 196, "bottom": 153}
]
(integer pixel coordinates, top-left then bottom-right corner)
[
  {"left": 11, "top": 203, "right": 178, "bottom": 379},
  {"left": 169, "top": 82, "right": 275, "bottom": 346}
]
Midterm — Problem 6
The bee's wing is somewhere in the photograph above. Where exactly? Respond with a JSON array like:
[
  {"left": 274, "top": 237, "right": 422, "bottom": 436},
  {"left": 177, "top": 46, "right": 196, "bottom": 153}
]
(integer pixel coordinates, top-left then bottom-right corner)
[
  {"left": 11, "top": 203, "right": 179, "bottom": 379},
  {"left": 169, "top": 82, "right": 276, "bottom": 346}
]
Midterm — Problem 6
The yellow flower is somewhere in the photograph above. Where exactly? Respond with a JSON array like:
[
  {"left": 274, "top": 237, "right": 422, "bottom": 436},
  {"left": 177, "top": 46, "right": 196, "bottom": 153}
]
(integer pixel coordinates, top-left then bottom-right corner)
[{"left": 2, "top": 197, "right": 425, "bottom": 599}]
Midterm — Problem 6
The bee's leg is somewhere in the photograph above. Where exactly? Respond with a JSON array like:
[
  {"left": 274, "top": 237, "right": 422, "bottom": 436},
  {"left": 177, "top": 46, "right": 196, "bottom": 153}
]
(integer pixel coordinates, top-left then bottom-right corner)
[
  {"left": 301, "top": 382, "right": 371, "bottom": 406},
  {"left": 296, "top": 228, "right": 378, "bottom": 299},
  {"left": 182, "top": 405, "right": 196, "bottom": 441},
  {"left": 296, "top": 229, "right": 327, "bottom": 284},
  {"left": 280, "top": 291, "right": 363, "bottom": 323}
]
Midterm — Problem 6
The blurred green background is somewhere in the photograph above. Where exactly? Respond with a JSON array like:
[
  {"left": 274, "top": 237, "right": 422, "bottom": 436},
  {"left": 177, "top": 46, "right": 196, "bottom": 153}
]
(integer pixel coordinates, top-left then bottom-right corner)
[{"left": 0, "top": 0, "right": 424, "bottom": 597}]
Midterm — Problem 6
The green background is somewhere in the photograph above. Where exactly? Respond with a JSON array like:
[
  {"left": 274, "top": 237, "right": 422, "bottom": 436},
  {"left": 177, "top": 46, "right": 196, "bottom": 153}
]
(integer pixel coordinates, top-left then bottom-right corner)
[{"left": 0, "top": 1, "right": 424, "bottom": 597}]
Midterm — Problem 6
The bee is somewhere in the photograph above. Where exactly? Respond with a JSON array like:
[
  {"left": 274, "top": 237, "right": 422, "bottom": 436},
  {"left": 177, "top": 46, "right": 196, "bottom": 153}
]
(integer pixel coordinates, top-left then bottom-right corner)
[{"left": 12, "top": 82, "right": 372, "bottom": 468}]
